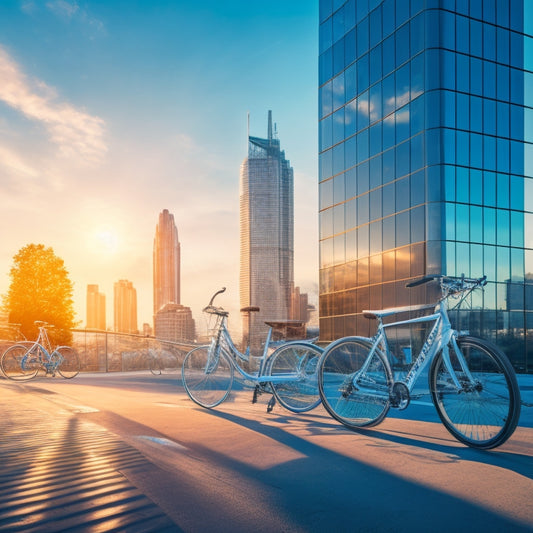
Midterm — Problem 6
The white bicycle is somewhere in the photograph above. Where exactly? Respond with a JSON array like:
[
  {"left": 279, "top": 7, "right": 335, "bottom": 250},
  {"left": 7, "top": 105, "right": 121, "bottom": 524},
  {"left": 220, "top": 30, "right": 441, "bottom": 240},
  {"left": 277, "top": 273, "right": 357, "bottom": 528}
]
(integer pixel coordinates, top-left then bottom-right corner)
[
  {"left": 182, "top": 288, "right": 323, "bottom": 412},
  {"left": 317, "top": 275, "right": 521, "bottom": 449}
]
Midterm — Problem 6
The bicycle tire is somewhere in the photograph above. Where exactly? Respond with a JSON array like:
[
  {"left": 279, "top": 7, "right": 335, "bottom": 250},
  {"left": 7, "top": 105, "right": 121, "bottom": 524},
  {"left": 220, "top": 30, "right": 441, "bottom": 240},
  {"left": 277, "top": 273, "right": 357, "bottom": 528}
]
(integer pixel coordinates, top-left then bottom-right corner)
[
  {"left": 429, "top": 336, "right": 521, "bottom": 449},
  {"left": 1, "top": 344, "right": 40, "bottom": 381},
  {"left": 56, "top": 346, "right": 80, "bottom": 378},
  {"left": 266, "top": 342, "right": 323, "bottom": 413},
  {"left": 149, "top": 356, "right": 162, "bottom": 375},
  {"left": 182, "top": 346, "right": 234, "bottom": 408},
  {"left": 318, "top": 337, "right": 392, "bottom": 428}
]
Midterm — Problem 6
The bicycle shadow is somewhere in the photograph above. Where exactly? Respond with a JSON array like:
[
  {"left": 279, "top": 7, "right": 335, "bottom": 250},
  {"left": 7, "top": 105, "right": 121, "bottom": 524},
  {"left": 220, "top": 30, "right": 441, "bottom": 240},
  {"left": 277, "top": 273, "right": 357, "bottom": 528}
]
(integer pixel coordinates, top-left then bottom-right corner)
[{"left": 205, "top": 404, "right": 533, "bottom": 482}]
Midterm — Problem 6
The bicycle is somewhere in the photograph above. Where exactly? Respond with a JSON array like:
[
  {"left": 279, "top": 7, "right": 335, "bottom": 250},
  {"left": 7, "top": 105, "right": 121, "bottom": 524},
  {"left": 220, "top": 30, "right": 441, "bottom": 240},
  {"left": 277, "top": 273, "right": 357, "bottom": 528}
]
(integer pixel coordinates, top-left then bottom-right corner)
[
  {"left": 317, "top": 275, "right": 521, "bottom": 449},
  {"left": 182, "top": 288, "right": 323, "bottom": 412},
  {"left": 147, "top": 348, "right": 180, "bottom": 375},
  {"left": 0, "top": 321, "right": 80, "bottom": 381}
]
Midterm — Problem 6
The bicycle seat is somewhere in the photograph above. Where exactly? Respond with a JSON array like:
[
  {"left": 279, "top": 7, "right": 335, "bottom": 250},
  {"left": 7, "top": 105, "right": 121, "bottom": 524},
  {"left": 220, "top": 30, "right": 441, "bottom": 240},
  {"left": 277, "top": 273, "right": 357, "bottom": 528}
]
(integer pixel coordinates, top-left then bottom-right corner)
[
  {"left": 363, "top": 303, "right": 435, "bottom": 319},
  {"left": 240, "top": 306, "right": 260, "bottom": 313}
]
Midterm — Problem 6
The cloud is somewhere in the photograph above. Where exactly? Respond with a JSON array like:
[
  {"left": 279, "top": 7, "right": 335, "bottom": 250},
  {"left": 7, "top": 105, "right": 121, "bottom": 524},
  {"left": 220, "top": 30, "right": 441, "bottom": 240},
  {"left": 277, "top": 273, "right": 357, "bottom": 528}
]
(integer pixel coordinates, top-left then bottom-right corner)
[
  {"left": 0, "top": 144, "right": 38, "bottom": 178},
  {"left": 45, "top": 1, "right": 105, "bottom": 34},
  {"left": 46, "top": 0, "right": 78, "bottom": 19},
  {"left": 0, "top": 46, "right": 106, "bottom": 161}
]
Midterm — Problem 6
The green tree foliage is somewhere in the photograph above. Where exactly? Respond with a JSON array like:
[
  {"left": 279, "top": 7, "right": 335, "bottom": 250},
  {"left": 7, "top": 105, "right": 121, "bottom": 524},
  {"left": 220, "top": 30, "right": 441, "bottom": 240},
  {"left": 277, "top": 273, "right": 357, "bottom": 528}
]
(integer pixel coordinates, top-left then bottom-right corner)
[{"left": 2, "top": 244, "right": 77, "bottom": 345}]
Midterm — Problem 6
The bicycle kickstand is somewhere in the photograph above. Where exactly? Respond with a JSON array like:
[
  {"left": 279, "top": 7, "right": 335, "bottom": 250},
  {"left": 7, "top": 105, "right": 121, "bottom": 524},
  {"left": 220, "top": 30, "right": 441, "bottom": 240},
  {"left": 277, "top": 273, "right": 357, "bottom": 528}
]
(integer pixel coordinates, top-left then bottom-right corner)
[
  {"left": 252, "top": 384, "right": 261, "bottom": 404},
  {"left": 267, "top": 395, "right": 276, "bottom": 413}
]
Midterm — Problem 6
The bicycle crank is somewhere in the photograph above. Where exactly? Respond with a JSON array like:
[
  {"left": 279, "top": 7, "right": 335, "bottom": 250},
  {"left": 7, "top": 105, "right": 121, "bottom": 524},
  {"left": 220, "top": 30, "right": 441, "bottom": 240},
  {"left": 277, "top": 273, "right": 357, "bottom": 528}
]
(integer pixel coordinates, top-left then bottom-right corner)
[{"left": 390, "top": 382, "right": 410, "bottom": 410}]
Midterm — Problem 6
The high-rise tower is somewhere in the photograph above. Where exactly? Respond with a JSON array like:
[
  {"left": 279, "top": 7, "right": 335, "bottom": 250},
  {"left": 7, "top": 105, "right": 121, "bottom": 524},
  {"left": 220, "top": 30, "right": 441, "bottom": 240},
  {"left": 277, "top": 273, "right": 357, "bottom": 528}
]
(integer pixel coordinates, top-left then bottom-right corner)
[
  {"left": 114, "top": 279, "right": 137, "bottom": 334},
  {"left": 240, "top": 111, "right": 294, "bottom": 347},
  {"left": 153, "top": 209, "right": 180, "bottom": 314},
  {"left": 318, "top": 1, "right": 533, "bottom": 370},
  {"left": 86, "top": 284, "right": 106, "bottom": 330}
]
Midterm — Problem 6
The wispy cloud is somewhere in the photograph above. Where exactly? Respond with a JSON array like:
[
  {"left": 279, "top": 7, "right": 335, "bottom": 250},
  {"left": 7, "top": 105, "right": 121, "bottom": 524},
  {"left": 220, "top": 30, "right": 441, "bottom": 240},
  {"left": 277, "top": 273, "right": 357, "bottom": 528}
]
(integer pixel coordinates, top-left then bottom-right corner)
[
  {"left": 46, "top": 0, "right": 78, "bottom": 18},
  {"left": 45, "top": 0, "right": 105, "bottom": 33},
  {"left": 0, "top": 46, "right": 106, "bottom": 161},
  {"left": 0, "top": 144, "right": 38, "bottom": 178}
]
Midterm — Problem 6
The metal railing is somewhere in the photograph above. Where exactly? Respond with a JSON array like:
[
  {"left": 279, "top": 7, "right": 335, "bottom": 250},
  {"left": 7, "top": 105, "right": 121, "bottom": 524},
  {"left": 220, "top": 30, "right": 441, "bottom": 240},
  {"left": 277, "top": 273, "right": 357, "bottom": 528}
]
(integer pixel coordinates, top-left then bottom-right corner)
[{"left": 70, "top": 329, "right": 196, "bottom": 373}]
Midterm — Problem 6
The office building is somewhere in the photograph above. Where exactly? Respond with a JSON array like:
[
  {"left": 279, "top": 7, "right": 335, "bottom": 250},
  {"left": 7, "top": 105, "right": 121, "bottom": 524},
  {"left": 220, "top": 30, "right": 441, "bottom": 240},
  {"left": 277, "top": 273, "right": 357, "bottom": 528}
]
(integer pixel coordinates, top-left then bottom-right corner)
[
  {"left": 114, "top": 279, "right": 138, "bottom": 334},
  {"left": 240, "top": 111, "right": 294, "bottom": 348},
  {"left": 153, "top": 209, "right": 180, "bottom": 314},
  {"left": 86, "top": 284, "right": 106, "bottom": 330},
  {"left": 154, "top": 303, "right": 196, "bottom": 342},
  {"left": 318, "top": 1, "right": 533, "bottom": 370}
]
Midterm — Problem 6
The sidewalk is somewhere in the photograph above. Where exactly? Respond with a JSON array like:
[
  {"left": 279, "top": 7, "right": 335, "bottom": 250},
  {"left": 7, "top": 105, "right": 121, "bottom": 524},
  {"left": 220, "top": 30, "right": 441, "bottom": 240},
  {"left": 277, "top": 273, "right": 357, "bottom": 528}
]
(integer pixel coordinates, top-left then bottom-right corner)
[{"left": 0, "top": 383, "right": 180, "bottom": 532}]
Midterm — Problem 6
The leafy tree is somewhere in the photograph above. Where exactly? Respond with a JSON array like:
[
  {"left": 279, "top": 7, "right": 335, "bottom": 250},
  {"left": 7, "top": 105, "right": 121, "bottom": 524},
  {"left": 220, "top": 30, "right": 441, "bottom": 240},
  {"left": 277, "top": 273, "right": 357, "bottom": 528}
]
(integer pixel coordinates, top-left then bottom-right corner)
[{"left": 2, "top": 244, "right": 77, "bottom": 345}]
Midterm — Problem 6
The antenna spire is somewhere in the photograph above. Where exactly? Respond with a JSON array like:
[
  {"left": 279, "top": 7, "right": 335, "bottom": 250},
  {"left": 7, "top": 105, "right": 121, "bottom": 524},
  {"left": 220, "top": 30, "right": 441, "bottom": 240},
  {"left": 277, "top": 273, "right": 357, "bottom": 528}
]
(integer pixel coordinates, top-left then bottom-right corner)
[{"left": 267, "top": 110, "right": 273, "bottom": 141}]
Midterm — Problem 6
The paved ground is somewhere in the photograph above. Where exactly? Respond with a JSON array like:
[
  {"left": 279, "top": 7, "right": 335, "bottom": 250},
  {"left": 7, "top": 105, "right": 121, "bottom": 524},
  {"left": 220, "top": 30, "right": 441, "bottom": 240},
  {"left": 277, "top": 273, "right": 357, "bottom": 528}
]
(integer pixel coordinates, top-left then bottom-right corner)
[{"left": 1, "top": 372, "right": 532, "bottom": 532}]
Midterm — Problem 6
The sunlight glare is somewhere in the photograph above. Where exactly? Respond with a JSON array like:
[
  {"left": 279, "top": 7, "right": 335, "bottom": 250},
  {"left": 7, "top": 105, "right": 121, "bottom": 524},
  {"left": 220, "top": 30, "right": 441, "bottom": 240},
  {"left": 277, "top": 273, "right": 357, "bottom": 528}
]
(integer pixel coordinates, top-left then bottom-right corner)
[{"left": 93, "top": 229, "right": 119, "bottom": 254}]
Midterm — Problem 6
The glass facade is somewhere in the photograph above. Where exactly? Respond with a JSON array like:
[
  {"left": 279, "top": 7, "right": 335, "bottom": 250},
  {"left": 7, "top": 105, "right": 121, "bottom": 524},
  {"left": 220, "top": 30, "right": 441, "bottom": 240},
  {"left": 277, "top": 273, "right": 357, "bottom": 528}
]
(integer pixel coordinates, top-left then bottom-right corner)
[
  {"left": 240, "top": 111, "right": 294, "bottom": 349},
  {"left": 318, "top": 0, "right": 533, "bottom": 372}
]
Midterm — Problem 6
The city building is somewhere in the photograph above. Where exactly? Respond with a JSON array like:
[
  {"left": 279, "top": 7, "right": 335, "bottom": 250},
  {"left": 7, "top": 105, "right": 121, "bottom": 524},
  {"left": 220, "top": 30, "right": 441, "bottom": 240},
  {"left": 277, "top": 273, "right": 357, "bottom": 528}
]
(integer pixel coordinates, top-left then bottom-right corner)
[
  {"left": 114, "top": 279, "right": 138, "bottom": 334},
  {"left": 318, "top": 1, "right": 533, "bottom": 371},
  {"left": 152, "top": 208, "right": 195, "bottom": 341},
  {"left": 86, "top": 284, "right": 106, "bottom": 330},
  {"left": 240, "top": 111, "right": 295, "bottom": 348},
  {"left": 154, "top": 303, "right": 196, "bottom": 342},
  {"left": 153, "top": 209, "right": 180, "bottom": 314}
]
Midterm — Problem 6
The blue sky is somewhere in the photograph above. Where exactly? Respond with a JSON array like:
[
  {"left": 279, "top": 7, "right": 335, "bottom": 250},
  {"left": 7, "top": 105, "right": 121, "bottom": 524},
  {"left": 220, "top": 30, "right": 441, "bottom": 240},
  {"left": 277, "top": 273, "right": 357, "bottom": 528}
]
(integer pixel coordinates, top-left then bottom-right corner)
[{"left": 0, "top": 0, "right": 319, "bottom": 332}]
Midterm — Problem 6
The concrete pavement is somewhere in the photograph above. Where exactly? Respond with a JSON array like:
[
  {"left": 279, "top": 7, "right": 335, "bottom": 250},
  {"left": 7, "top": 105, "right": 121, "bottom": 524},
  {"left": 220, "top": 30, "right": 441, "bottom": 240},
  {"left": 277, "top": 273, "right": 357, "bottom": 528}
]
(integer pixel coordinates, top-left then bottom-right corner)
[{"left": 1, "top": 372, "right": 532, "bottom": 532}]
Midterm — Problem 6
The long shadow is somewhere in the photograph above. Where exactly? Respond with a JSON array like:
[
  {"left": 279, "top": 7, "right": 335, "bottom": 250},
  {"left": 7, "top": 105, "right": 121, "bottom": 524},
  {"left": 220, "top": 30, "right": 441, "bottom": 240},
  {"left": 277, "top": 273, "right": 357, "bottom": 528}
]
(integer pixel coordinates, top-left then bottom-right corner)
[
  {"left": 206, "top": 404, "right": 533, "bottom": 482},
  {"left": 186, "top": 407, "right": 532, "bottom": 532}
]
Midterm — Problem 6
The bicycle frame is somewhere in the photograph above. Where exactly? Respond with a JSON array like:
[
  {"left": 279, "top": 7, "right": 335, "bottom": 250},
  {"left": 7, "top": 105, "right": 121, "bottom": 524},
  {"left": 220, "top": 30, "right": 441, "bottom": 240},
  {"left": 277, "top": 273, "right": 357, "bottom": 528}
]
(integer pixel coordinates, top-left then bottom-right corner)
[
  {"left": 360, "top": 298, "right": 477, "bottom": 396},
  {"left": 21, "top": 325, "right": 63, "bottom": 374},
  {"left": 207, "top": 313, "right": 310, "bottom": 385}
]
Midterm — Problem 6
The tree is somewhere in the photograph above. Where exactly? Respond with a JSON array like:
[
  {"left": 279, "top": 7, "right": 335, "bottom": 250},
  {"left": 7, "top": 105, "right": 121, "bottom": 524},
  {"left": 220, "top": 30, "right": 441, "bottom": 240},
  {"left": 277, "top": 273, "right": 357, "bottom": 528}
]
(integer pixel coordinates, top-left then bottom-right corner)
[{"left": 2, "top": 244, "right": 77, "bottom": 345}]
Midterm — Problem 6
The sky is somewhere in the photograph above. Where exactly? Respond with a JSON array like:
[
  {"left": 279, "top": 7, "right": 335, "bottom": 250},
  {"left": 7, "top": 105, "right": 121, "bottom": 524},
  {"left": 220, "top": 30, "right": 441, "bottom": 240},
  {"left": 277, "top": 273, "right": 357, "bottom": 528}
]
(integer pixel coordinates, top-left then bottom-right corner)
[{"left": 0, "top": 0, "right": 319, "bottom": 336}]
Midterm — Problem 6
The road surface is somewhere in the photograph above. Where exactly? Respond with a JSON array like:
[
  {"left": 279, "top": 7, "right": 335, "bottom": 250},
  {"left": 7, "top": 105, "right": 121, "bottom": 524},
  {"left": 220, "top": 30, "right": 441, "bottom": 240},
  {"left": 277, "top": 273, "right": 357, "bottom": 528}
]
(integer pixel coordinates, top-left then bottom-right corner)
[{"left": 1, "top": 372, "right": 532, "bottom": 532}]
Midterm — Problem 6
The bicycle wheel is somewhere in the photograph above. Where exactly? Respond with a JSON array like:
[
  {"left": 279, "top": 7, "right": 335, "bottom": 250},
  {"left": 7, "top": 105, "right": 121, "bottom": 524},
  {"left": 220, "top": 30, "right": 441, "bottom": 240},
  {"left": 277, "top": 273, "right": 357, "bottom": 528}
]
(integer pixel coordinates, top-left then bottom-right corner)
[
  {"left": 1, "top": 344, "right": 40, "bottom": 381},
  {"left": 429, "top": 336, "right": 521, "bottom": 449},
  {"left": 56, "top": 346, "right": 80, "bottom": 378},
  {"left": 318, "top": 337, "right": 392, "bottom": 428},
  {"left": 267, "top": 342, "right": 323, "bottom": 413},
  {"left": 149, "top": 356, "right": 162, "bottom": 375},
  {"left": 182, "top": 346, "right": 234, "bottom": 408}
]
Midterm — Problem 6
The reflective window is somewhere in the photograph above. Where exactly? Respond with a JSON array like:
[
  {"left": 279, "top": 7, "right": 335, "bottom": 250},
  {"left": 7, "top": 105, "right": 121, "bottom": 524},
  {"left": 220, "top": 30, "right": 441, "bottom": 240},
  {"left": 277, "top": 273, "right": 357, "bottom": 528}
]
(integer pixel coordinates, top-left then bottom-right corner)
[
  {"left": 395, "top": 23, "right": 410, "bottom": 66},
  {"left": 333, "top": 173, "right": 346, "bottom": 205},
  {"left": 369, "top": 7, "right": 382, "bottom": 48},
  {"left": 320, "top": 178, "right": 333, "bottom": 210},
  {"left": 357, "top": 53, "right": 369, "bottom": 93},
  {"left": 356, "top": 16, "right": 369, "bottom": 57},
  {"left": 345, "top": 100, "right": 357, "bottom": 137},
  {"left": 320, "top": 208, "right": 333, "bottom": 239},
  {"left": 471, "top": 205, "right": 483, "bottom": 243}
]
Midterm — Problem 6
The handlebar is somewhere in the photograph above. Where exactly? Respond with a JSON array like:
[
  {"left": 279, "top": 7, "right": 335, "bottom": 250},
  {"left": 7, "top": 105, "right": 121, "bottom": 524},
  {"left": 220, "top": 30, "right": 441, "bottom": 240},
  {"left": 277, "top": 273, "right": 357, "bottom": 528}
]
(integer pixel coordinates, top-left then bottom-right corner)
[
  {"left": 203, "top": 288, "right": 229, "bottom": 316},
  {"left": 208, "top": 287, "right": 226, "bottom": 306},
  {"left": 406, "top": 274, "right": 487, "bottom": 297}
]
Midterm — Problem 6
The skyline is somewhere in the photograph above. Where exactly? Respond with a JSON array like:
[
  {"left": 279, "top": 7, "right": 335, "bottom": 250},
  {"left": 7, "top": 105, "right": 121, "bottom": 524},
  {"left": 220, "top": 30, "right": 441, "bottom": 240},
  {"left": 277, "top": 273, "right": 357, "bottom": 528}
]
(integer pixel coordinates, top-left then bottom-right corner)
[{"left": 0, "top": 1, "right": 319, "bottom": 334}]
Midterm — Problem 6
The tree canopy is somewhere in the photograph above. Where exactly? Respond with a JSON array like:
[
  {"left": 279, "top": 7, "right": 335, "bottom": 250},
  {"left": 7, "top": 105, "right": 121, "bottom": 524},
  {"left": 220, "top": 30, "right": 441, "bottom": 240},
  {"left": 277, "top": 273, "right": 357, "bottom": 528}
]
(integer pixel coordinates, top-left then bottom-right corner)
[{"left": 2, "top": 244, "right": 77, "bottom": 345}]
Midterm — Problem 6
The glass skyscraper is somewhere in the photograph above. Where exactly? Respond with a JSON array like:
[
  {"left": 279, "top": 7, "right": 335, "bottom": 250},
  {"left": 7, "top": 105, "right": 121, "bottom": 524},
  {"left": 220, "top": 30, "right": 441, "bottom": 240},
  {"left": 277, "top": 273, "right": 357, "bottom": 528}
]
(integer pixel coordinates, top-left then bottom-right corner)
[
  {"left": 318, "top": 0, "right": 533, "bottom": 371},
  {"left": 240, "top": 111, "right": 294, "bottom": 348}
]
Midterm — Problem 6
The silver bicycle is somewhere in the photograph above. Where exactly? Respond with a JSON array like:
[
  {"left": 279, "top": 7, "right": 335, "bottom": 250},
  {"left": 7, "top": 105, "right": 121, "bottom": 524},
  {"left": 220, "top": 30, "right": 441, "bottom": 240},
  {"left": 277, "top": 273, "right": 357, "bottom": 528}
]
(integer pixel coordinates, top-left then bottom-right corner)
[
  {"left": 317, "top": 275, "right": 521, "bottom": 449},
  {"left": 0, "top": 321, "right": 80, "bottom": 381},
  {"left": 182, "top": 288, "right": 323, "bottom": 412}
]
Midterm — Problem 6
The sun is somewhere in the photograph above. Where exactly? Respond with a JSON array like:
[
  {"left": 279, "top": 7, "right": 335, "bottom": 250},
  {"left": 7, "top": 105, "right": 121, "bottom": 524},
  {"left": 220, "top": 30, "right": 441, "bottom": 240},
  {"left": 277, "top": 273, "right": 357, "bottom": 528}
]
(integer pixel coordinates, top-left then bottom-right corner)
[{"left": 94, "top": 229, "right": 119, "bottom": 254}]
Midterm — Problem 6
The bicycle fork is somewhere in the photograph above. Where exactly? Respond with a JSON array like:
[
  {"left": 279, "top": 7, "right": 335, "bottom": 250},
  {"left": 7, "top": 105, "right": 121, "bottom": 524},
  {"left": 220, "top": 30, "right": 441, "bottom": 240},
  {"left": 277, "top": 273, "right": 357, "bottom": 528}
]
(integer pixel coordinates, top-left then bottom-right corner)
[{"left": 440, "top": 334, "right": 482, "bottom": 393}]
